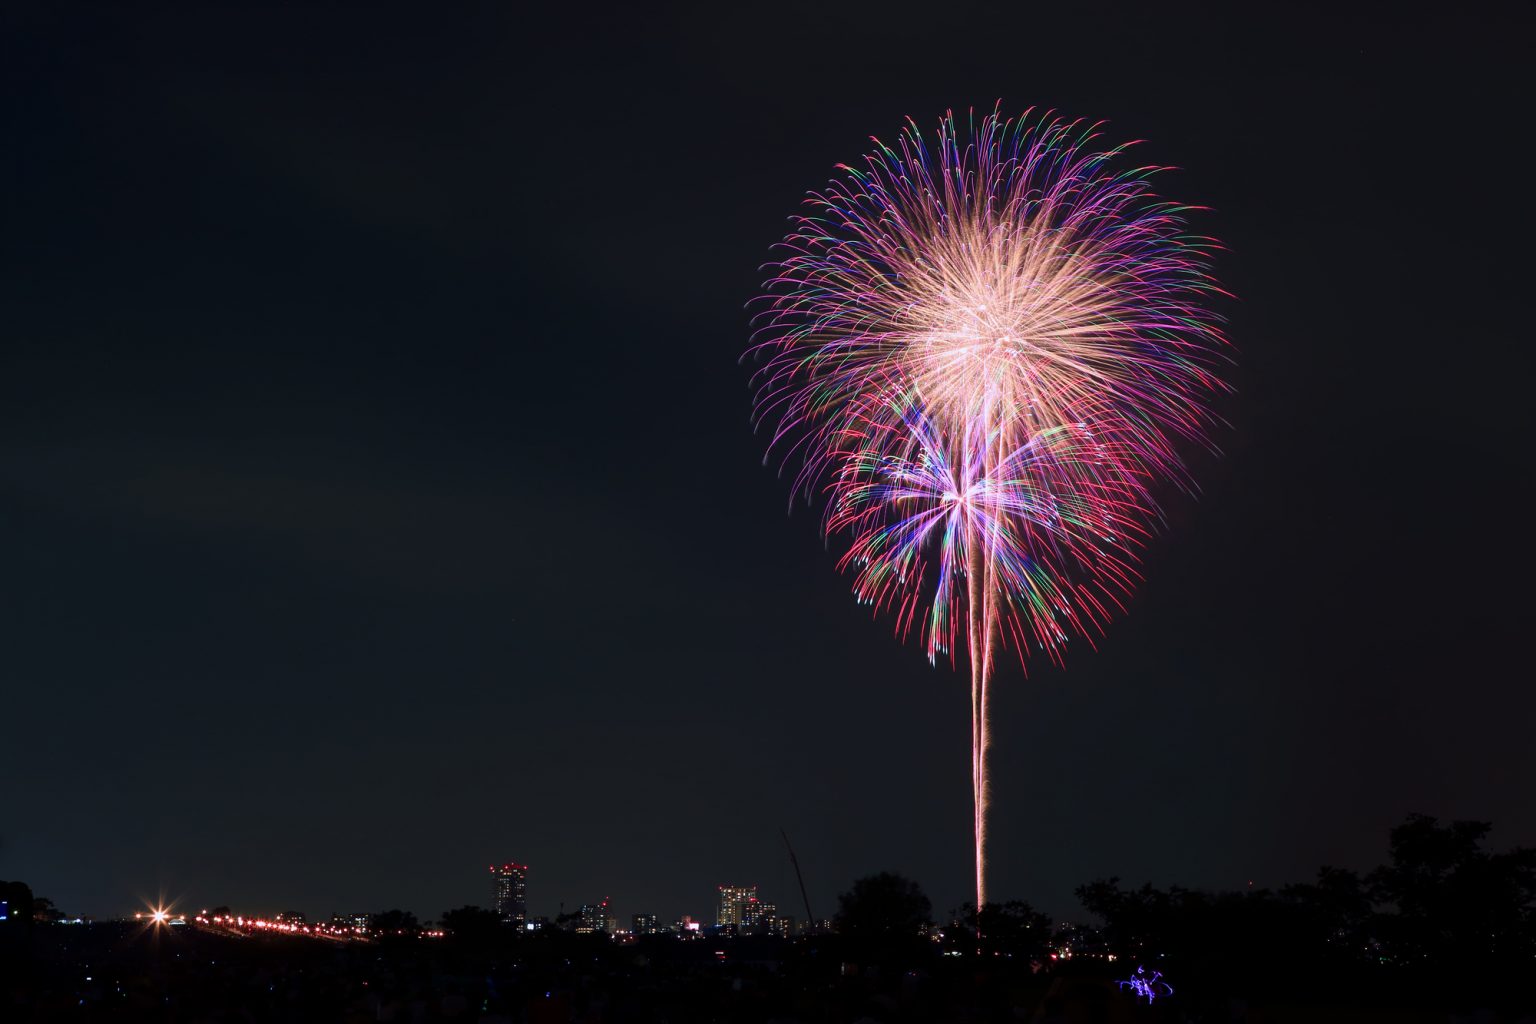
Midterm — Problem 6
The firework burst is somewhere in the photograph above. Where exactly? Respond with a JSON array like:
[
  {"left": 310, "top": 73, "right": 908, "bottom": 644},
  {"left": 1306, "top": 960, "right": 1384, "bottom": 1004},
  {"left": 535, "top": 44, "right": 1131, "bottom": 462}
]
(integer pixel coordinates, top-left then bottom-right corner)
[
  {"left": 824, "top": 388, "right": 1151, "bottom": 665},
  {"left": 746, "top": 106, "right": 1229, "bottom": 919}
]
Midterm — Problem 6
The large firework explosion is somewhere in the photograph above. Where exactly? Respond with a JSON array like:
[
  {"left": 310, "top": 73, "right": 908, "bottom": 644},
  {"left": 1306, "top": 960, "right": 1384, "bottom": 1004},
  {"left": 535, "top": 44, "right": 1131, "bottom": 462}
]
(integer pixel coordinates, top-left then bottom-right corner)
[{"left": 746, "top": 107, "right": 1228, "bottom": 918}]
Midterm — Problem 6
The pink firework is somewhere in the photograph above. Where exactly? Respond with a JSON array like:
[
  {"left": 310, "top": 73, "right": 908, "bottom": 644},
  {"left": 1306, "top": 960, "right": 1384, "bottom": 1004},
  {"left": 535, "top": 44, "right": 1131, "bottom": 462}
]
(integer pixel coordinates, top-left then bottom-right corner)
[{"left": 746, "top": 107, "right": 1229, "bottom": 918}]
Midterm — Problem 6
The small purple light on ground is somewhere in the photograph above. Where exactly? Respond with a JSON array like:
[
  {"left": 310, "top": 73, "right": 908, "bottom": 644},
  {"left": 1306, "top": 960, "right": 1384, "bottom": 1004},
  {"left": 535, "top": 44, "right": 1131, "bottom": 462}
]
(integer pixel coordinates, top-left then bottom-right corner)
[{"left": 1117, "top": 964, "right": 1174, "bottom": 1004}]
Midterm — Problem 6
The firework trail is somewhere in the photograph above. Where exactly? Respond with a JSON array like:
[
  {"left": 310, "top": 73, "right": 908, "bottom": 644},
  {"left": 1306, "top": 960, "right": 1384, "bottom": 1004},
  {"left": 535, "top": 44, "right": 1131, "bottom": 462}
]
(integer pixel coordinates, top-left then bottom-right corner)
[{"left": 746, "top": 107, "right": 1228, "bottom": 920}]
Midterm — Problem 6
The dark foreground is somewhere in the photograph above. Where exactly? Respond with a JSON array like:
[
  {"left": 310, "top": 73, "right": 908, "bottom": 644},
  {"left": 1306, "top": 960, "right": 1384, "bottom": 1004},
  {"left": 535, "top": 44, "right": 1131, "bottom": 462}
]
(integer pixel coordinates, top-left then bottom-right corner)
[{"left": 5, "top": 923, "right": 1535, "bottom": 1024}]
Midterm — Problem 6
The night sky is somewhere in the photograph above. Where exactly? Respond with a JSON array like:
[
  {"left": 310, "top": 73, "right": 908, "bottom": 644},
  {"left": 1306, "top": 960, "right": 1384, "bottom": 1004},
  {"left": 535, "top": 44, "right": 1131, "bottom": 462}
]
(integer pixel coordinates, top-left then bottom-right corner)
[{"left": 3, "top": 4, "right": 1530, "bottom": 928}]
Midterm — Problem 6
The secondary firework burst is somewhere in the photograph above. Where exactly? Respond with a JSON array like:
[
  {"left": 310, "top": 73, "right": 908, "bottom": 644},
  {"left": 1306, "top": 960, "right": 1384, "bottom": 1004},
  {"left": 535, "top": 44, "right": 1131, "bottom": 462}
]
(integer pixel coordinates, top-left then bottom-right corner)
[
  {"left": 746, "top": 106, "right": 1229, "bottom": 922},
  {"left": 825, "top": 388, "right": 1150, "bottom": 664}
]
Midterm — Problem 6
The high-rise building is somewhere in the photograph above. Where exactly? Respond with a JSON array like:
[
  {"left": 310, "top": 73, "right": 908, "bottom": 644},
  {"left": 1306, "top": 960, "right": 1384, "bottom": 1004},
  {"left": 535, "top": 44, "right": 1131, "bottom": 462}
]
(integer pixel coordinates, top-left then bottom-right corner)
[
  {"left": 742, "top": 899, "right": 776, "bottom": 931},
  {"left": 762, "top": 913, "right": 793, "bottom": 938},
  {"left": 632, "top": 913, "right": 658, "bottom": 936},
  {"left": 491, "top": 863, "right": 528, "bottom": 927},
  {"left": 577, "top": 899, "right": 611, "bottom": 934},
  {"left": 716, "top": 884, "right": 758, "bottom": 928}
]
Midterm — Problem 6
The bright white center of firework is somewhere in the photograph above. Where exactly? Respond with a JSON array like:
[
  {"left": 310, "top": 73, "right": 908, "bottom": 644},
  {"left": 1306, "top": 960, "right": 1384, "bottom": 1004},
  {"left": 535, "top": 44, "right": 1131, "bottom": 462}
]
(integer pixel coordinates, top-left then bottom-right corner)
[
  {"left": 909, "top": 288, "right": 1047, "bottom": 416},
  {"left": 899, "top": 233, "right": 1117, "bottom": 429}
]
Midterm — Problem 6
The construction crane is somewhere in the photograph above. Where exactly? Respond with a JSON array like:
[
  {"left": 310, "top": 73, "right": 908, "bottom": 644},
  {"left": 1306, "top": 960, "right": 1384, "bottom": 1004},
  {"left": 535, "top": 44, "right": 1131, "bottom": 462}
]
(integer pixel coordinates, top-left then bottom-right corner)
[{"left": 779, "top": 827, "right": 815, "bottom": 930}]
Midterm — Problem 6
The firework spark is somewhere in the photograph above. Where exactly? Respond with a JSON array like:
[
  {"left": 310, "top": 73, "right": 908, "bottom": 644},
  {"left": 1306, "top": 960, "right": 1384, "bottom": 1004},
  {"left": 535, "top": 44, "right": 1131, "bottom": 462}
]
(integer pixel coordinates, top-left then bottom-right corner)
[{"left": 746, "top": 106, "right": 1228, "bottom": 920}]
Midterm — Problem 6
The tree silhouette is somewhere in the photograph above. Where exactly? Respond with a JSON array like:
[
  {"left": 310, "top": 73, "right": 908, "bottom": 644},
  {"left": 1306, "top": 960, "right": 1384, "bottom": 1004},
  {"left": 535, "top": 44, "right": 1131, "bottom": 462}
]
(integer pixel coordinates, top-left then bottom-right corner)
[
  {"left": 31, "top": 896, "right": 64, "bottom": 924},
  {"left": 1279, "top": 865, "right": 1373, "bottom": 963},
  {"left": 1076, "top": 813, "right": 1536, "bottom": 1002},
  {"left": 835, "top": 871, "right": 931, "bottom": 962},
  {"left": 1367, "top": 813, "right": 1536, "bottom": 970},
  {"left": 948, "top": 900, "right": 1051, "bottom": 959},
  {"left": 441, "top": 905, "right": 503, "bottom": 945}
]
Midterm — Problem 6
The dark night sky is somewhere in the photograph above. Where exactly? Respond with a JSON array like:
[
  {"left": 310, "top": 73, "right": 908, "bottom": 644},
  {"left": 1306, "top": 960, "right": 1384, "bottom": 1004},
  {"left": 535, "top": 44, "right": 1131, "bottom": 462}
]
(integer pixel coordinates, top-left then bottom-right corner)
[{"left": 3, "top": 3, "right": 1531, "bottom": 927}]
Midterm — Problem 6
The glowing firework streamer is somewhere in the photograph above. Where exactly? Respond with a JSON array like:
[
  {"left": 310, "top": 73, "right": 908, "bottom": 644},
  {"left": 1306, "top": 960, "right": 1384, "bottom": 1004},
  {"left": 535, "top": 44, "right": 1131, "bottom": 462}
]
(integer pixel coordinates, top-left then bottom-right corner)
[{"left": 747, "top": 107, "right": 1228, "bottom": 920}]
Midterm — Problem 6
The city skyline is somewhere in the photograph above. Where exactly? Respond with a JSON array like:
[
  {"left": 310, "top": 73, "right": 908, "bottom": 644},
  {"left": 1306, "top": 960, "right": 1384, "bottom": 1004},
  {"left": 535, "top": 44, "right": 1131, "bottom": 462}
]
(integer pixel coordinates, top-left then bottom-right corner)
[{"left": 43, "top": 866, "right": 816, "bottom": 939}]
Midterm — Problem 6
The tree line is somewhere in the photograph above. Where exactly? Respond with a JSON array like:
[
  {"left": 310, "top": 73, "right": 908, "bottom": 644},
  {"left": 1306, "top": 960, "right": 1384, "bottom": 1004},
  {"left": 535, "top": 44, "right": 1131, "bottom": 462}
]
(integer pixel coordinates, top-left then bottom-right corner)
[{"left": 830, "top": 813, "right": 1536, "bottom": 1005}]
